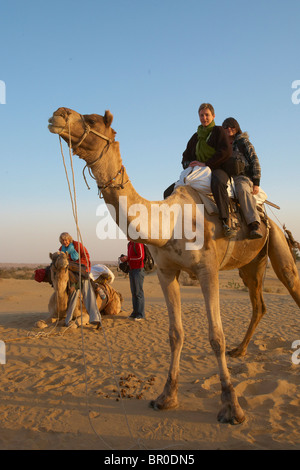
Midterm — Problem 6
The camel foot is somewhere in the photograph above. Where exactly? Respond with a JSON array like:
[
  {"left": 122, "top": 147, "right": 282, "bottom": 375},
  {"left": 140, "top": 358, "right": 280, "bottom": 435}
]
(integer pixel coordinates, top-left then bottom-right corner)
[
  {"left": 90, "top": 321, "right": 101, "bottom": 330},
  {"left": 35, "top": 320, "right": 48, "bottom": 329},
  {"left": 74, "top": 314, "right": 90, "bottom": 326},
  {"left": 217, "top": 403, "right": 245, "bottom": 425},
  {"left": 65, "top": 321, "right": 78, "bottom": 329},
  {"left": 149, "top": 395, "right": 179, "bottom": 411},
  {"left": 228, "top": 347, "right": 247, "bottom": 358}
]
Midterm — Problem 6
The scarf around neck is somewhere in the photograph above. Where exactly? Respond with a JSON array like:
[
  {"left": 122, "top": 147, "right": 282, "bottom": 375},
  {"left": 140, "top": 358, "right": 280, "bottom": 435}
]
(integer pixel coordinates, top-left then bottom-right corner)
[{"left": 195, "top": 121, "right": 216, "bottom": 163}]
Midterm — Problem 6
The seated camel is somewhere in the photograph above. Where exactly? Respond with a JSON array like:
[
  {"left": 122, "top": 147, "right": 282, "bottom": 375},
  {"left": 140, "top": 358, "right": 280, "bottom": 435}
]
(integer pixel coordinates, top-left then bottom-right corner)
[{"left": 36, "top": 252, "right": 123, "bottom": 329}]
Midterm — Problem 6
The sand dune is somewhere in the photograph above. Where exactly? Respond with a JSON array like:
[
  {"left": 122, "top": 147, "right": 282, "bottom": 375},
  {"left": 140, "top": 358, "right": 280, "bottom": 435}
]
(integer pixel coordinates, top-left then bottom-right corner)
[{"left": 0, "top": 265, "right": 299, "bottom": 450}]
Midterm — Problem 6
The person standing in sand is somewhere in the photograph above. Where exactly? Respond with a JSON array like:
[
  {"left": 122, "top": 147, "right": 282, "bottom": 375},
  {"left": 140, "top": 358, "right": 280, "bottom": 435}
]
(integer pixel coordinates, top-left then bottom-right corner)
[{"left": 120, "top": 241, "right": 145, "bottom": 321}]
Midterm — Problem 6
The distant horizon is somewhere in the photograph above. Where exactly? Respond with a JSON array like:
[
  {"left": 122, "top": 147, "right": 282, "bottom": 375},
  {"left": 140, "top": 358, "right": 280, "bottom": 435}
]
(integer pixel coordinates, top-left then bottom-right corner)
[{"left": 0, "top": 260, "right": 119, "bottom": 268}]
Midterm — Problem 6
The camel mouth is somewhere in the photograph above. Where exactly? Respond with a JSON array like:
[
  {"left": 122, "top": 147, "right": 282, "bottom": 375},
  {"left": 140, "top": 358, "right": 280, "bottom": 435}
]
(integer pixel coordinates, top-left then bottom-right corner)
[
  {"left": 48, "top": 116, "right": 66, "bottom": 134},
  {"left": 48, "top": 123, "right": 61, "bottom": 134}
]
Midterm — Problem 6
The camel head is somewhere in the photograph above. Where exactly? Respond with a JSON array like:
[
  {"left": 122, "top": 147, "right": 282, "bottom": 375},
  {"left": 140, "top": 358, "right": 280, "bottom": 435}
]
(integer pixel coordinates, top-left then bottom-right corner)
[
  {"left": 49, "top": 251, "right": 70, "bottom": 316},
  {"left": 49, "top": 251, "right": 70, "bottom": 287},
  {"left": 48, "top": 107, "right": 116, "bottom": 163},
  {"left": 49, "top": 251, "right": 69, "bottom": 270}
]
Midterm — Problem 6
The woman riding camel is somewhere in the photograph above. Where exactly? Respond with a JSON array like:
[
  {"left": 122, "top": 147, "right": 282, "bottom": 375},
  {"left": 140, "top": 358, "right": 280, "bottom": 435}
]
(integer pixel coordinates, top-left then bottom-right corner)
[
  {"left": 222, "top": 118, "right": 263, "bottom": 239},
  {"left": 164, "top": 103, "right": 235, "bottom": 238}
]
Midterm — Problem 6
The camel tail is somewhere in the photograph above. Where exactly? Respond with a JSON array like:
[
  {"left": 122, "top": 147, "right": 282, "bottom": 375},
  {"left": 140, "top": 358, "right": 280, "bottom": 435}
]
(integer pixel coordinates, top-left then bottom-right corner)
[
  {"left": 268, "top": 218, "right": 300, "bottom": 307},
  {"left": 283, "top": 224, "right": 300, "bottom": 259}
]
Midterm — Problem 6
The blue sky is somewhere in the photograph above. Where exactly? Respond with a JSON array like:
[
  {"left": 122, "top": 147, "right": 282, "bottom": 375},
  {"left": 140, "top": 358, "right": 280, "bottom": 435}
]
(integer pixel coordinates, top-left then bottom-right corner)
[{"left": 1, "top": 0, "right": 300, "bottom": 263}]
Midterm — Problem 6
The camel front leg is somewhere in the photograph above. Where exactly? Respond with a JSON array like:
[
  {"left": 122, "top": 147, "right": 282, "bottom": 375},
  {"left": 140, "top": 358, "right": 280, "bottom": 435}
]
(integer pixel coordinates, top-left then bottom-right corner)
[
  {"left": 198, "top": 263, "right": 245, "bottom": 424},
  {"left": 150, "top": 267, "right": 183, "bottom": 410}
]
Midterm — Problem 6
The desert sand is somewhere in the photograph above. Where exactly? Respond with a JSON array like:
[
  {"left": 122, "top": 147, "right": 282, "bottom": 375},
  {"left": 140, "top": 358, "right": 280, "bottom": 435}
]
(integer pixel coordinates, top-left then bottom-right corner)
[{"left": 0, "top": 264, "right": 299, "bottom": 451}]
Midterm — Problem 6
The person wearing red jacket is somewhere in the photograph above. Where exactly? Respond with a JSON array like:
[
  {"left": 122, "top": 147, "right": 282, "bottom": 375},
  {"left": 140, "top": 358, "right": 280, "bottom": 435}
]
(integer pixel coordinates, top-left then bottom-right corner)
[
  {"left": 121, "top": 241, "right": 145, "bottom": 321},
  {"left": 58, "top": 232, "right": 101, "bottom": 327},
  {"left": 59, "top": 232, "right": 91, "bottom": 271}
]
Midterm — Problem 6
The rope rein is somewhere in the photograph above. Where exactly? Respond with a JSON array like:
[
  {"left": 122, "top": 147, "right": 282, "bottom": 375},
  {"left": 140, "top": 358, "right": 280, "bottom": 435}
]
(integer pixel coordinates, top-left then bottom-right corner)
[
  {"left": 21, "top": 111, "right": 215, "bottom": 451},
  {"left": 58, "top": 126, "right": 139, "bottom": 450}
]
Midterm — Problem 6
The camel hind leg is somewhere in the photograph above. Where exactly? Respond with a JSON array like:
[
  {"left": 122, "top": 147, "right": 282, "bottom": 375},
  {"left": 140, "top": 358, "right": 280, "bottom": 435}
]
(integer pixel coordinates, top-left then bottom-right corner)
[
  {"left": 268, "top": 218, "right": 300, "bottom": 306},
  {"left": 229, "top": 244, "right": 268, "bottom": 357},
  {"left": 229, "top": 219, "right": 300, "bottom": 358}
]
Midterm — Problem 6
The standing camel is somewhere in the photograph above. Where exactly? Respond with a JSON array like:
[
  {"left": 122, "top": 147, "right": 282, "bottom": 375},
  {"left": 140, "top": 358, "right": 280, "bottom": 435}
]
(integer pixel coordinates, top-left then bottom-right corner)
[
  {"left": 36, "top": 251, "right": 123, "bottom": 328},
  {"left": 48, "top": 107, "right": 300, "bottom": 424}
]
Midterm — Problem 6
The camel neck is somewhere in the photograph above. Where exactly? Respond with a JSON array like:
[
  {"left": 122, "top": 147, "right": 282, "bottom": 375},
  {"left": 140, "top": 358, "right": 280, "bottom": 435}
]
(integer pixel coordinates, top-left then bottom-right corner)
[{"left": 87, "top": 143, "right": 161, "bottom": 244}]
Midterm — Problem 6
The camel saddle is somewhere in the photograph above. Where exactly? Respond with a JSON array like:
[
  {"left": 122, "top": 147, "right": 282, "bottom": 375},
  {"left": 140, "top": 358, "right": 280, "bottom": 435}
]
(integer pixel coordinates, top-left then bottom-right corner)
[{"left": 68, "top": 260, "right": 89, "bottom": 278}]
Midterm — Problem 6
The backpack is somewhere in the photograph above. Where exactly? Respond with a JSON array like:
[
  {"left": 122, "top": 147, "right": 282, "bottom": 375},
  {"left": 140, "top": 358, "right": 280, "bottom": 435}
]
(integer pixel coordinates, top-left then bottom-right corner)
[
  {"left": 133, "top": 243, "right": 155, "bottom": 272},
  {"left": 117, "top": 254, "right": 130, "bottom": 274},
  {"left": 34, "top": 266, "right": 52, "bottom": 284},
  {"left": 143, "top": 244, "right": 155, "bottom": 272}
]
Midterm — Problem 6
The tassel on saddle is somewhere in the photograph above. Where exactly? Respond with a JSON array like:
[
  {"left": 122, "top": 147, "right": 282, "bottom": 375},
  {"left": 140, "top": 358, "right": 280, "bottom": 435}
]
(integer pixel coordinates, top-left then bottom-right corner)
[{"left": 283, "top": 225, "right": 300, "bottom": 258}]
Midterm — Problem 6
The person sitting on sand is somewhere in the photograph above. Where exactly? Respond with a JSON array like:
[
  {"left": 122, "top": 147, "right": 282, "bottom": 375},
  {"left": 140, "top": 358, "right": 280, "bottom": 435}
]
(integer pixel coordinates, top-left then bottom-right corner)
[
  {"left": 59, "top": 232, "right": 91, "bottom": 271},
  {"left": 58, "top": 232, "right": 101, "bottom": 327}
]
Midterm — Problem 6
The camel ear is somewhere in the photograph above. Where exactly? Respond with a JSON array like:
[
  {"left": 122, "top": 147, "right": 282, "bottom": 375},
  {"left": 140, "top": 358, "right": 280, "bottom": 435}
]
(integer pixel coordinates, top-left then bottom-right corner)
[{"left": 104, "top": 110, "right": 113, "bottom": 127}]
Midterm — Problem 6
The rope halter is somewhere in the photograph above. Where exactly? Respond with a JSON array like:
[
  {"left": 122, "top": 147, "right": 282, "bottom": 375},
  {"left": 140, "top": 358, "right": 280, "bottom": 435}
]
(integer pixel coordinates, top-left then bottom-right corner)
[
  {"left": 72, "top": 114, "right": 115, "bottom": 153},
  {"left": 58, "top": 111, "right": 128, "bottom": 194}
]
